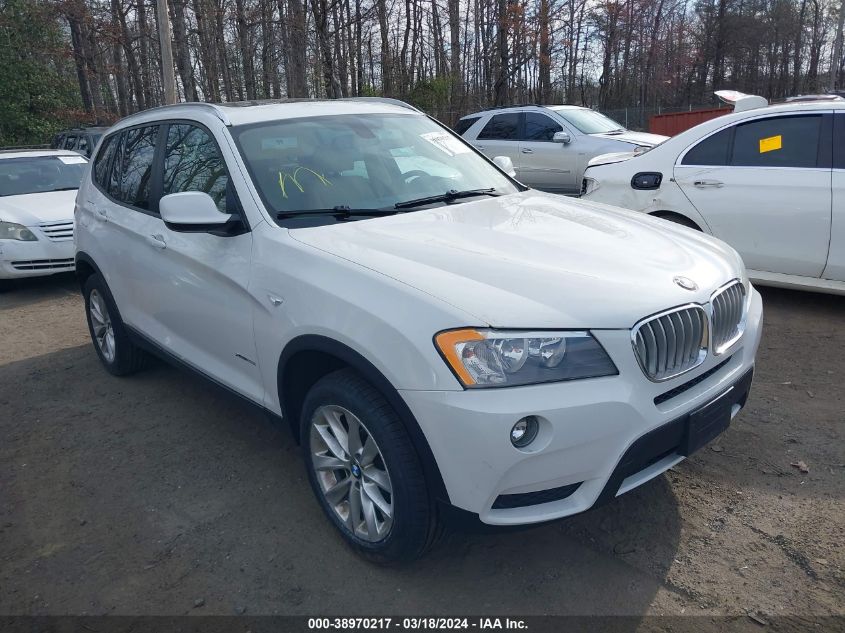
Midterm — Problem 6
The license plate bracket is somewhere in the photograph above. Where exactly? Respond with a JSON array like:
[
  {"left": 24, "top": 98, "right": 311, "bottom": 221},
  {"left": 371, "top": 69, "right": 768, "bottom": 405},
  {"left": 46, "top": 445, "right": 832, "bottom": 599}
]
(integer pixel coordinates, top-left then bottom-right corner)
[{"left": 682, "top": 368, "right": 754, "bottom": 456}]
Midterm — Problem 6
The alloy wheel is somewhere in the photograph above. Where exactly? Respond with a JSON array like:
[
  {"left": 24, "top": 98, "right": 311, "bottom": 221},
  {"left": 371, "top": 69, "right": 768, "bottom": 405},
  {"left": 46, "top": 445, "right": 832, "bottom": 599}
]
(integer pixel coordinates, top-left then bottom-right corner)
[
  {"left": 89, "top": 289, "right": 116, "bottom": 363},
  {"left": 309, "top": 404, "right": 394, "bottom": 542}
]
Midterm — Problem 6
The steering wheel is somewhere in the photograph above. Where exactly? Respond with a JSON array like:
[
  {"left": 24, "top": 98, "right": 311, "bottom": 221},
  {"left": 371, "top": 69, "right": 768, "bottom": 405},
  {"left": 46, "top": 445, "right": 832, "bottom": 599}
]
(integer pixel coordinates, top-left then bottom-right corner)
[{"left": 403, "top": 170, "right": 430, "bottom": 184}]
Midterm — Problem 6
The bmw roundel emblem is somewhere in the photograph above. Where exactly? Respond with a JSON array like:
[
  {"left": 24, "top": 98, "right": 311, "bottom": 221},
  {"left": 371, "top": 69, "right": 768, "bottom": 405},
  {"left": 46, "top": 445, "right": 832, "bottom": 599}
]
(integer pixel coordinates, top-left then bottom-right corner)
[{"left": 673, "top": 276, "right": 698, "bottom": 291}]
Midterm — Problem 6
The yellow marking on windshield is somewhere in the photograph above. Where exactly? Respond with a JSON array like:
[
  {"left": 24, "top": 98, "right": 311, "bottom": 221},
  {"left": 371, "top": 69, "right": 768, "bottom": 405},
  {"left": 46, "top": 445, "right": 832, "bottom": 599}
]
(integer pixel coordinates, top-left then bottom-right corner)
[{"left": 278, "top": 167, "right": 333, "bottom": 198}]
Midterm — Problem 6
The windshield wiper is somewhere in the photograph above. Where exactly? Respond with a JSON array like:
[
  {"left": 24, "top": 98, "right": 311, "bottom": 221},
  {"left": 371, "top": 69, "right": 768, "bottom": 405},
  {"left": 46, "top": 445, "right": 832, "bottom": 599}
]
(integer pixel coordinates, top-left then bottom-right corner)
[
  {"left": 394, "top": 188, "right": 499, "bottom": 210},
  {"left": 48, "top": 187, "right": 80, "bottom": 192},
  {"left": 276, "top": 205, "right": 398, "bottom": 220}
]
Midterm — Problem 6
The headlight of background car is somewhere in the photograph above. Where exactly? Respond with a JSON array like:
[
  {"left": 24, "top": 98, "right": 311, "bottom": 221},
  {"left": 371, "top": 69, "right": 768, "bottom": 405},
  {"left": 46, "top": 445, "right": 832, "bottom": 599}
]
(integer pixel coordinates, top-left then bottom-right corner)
[
  {"left": 435, "top": 329, "right": 617, "bottom": 388},
  {"left": 581, "top": 177, "right": 600, "bottom": 196},
  {"left": 0, "top": 221, "right": 37, "bottom": 241}
]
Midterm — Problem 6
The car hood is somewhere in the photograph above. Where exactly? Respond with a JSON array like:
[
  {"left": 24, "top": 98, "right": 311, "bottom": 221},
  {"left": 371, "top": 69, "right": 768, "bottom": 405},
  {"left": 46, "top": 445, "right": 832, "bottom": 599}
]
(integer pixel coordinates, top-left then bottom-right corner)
[
  {"left": 289, "top": 191, "right": 743, "bottom": 329},
  {"left": 591, "top": 130, "right": 668, "bottom": 147},
  {"left": 0, "top": 190, "right": 78, "bottom": 225}
]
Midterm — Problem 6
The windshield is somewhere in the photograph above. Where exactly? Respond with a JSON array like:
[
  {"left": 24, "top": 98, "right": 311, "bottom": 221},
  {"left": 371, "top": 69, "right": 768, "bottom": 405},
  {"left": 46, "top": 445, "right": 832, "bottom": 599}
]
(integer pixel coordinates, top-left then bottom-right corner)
[
  {"left": 0, "top": 155, "right": 88, "bottom": 197},
  {"left": 232, "top": 113, "right": 519, "bottom": 220},
  {"left": 550, "top": 108, "right": 625, "bottom": 134}
]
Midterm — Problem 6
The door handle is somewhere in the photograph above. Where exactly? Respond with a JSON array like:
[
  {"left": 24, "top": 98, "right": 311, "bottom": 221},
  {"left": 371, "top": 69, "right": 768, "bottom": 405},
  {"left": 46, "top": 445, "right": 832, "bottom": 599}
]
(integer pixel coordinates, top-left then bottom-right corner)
[
  {"left": 94, "top": 206, "right": 108, "bottom": 220},
  {"left": 146, "top": 234, "right": 166, "bottom": 249},
  {"left": 693, "top": 179, "right": 724, "bottom": 188},
  {"left": 474, "top": 145, "right": 485, "bottom": 151},
  {"left": 521, "top": 148, "right": 534, "bottom": 154}
]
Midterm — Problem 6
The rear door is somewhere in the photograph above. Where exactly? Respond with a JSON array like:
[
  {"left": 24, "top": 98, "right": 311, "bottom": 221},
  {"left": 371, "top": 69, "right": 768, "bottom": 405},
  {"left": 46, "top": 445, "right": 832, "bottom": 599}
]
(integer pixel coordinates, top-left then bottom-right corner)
[
  {"left": 823, "top": 113, "right": 845, "bottom": 281},
  {"left": 674, "top": 112, "right": 832, "bottom": 277},
  {"left": 472, "top": 112, "right": 523, "bottom": 178},
  {"left": 518, "top": 111, "right": 577, "bottom": 193}
]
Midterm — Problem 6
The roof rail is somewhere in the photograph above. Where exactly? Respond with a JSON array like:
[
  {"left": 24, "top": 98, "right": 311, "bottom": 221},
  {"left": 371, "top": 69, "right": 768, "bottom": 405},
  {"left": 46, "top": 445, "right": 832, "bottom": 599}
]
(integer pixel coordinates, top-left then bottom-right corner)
[{"left": 123, "top": 102, "right": 232, "bottom": 126}]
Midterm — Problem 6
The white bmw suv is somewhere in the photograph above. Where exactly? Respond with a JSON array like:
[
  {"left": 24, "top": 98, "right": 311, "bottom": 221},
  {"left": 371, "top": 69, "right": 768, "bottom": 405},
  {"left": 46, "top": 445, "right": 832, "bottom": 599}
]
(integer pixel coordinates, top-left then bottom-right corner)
[{"left": 75, "top": 98, "right": 763, "bottom": 561}]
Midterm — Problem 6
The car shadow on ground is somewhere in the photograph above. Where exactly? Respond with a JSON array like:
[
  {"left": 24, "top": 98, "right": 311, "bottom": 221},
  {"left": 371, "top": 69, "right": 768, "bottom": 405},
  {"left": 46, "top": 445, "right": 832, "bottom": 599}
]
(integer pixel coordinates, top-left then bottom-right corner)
[{"left": 0, "top": 340, "right": 683, "bottom": 618}]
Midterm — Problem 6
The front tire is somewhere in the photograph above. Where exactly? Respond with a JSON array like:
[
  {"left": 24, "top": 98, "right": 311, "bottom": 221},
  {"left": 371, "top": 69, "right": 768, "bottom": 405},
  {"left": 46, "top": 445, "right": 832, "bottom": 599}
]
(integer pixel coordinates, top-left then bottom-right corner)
[
  {"left": 301, "top": 369, "right": 438, "bottom": 562},
  {"left": 83, "top": 273, "right": 147, "bottom": 376}
]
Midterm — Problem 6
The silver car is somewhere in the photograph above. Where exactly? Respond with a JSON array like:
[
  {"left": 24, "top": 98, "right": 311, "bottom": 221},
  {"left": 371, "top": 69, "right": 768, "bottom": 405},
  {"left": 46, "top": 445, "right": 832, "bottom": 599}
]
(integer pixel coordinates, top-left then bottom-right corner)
[{"left": 457, "top": 105, "right": 668, "bottom": 195}]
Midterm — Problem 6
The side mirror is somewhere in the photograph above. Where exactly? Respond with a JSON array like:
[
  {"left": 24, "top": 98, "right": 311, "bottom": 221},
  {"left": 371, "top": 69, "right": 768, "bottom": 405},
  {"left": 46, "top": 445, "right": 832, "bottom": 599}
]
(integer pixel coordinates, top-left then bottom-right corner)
[
  {"left": 160, "top": 191, "right": 232, "bottom": 226},
  {"left": 492, "top": 156, "right": 517, "bottom": 177},
  {"left": 553, "top": 131, "right": 572, "bottom": 144}
]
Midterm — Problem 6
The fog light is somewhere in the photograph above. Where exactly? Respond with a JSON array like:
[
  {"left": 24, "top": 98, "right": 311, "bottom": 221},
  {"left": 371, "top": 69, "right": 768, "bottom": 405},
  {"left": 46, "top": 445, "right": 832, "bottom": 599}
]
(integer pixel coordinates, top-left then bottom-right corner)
[{"left": 511, "top": 416, "right": 539, "bottom": 448}]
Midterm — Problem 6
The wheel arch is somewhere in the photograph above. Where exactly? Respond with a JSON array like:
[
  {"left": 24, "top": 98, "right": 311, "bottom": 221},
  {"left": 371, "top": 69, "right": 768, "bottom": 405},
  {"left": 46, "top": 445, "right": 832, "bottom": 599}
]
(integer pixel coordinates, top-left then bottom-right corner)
[
  {"left": 278, "top": 335, "right": 450, "bottom": 504},
  {"left": 75, "top": 251, "right": 101, "bottom": 291},
  {"left": 649, "top": 210, "right": 703, "bottom": 231}
]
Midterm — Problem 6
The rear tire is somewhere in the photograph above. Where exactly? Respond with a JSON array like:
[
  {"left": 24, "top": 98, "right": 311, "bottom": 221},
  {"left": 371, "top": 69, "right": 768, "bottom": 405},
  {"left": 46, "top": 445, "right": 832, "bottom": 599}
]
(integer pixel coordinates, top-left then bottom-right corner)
[
  {"left": 83, "top": 273, "right": 147, "bottom": 376},
  {"left": 301, "top": 368, "right": 439, "bottom": 563}
]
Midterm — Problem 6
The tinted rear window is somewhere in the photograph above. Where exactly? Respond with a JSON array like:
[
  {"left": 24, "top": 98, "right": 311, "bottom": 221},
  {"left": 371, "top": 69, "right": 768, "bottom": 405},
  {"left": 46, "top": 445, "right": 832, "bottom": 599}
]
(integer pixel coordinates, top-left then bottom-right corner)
[
  {"left": 478, "top": 113, "right": 520, "bottom": 141},
  {"left": 454, "top": 116, "right": 481, "bottom": 136}
]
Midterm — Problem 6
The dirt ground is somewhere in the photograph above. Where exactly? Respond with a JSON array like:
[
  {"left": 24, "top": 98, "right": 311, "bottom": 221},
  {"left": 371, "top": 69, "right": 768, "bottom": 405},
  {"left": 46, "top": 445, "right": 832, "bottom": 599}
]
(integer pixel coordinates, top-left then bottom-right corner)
[{"left": 0, "top": 274, "right": 843, "bottom": 626}]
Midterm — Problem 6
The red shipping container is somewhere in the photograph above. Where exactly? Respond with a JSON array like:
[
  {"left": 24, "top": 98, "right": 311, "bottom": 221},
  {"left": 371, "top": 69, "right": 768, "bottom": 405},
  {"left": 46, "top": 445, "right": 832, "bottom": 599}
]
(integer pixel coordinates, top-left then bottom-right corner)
[{"left": 649, "top": 107, "right": 732, "bottom": 136}]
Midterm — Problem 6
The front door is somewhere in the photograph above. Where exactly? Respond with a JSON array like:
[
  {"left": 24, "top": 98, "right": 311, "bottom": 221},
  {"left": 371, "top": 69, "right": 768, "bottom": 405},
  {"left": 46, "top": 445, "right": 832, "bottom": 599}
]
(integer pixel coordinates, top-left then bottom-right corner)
[
  {"left": 518, "top": 111, "right": 577, "bottom": 193},
  {"left": 823, "top": 112, "right": 844, "bottom": 281},
  {"left": 133, "top": 122, "right": 263, "bottom": 402},
  {"left": 674, "top": 112, "right": 832, "bottom": 277}
]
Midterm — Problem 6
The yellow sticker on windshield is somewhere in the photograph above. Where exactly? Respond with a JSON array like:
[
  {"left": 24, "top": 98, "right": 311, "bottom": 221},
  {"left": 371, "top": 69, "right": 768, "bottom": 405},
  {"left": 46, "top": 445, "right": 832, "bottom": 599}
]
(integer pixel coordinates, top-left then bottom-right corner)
[{"left": 759, "top": 135, "right": 782, "bottom": 153}]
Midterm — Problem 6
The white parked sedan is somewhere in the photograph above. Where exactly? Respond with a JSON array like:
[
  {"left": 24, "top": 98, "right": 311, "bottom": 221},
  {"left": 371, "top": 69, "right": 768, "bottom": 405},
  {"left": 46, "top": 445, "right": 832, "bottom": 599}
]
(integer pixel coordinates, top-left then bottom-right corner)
[
  {"left": 581, "top": 93, "right": 845, "bottom": 295},
  {"left": 0, "top": 150, "right": 88, "bottom": 283},
  {"left": 75, "top": 99, "right": 762, "bottom": 561}
]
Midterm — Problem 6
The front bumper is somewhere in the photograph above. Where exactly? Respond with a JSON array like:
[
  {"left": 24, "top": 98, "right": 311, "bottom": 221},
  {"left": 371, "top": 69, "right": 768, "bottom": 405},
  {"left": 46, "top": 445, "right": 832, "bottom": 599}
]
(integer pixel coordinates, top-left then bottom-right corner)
[
  {"left": 400, "top": 288, "right": 763, "bottom": 525},
  {"left": 0, "top": 233, "right": 75, "bottom": 279}
]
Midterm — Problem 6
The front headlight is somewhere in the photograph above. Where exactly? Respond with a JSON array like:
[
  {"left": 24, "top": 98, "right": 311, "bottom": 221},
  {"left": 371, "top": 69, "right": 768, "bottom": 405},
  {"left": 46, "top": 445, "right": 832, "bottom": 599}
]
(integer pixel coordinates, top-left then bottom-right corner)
[
  {"left": 0, "top": 221, "right": 37, "bottom": 241},
  {"left": 581, "top": 177, "right": 600, "bottom": 196},
  {"left": 434, "top": 328, "right": 617, "bottom": 388}
]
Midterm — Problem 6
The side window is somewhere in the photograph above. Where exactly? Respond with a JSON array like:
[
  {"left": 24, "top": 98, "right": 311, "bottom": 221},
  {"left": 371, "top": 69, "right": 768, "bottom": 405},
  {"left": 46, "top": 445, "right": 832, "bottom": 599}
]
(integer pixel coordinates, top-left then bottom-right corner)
[
  {"left": 51, "top": 134, "right": 64, "bottom": 149},
  {"left": 454, "top": 116, "right": 481, "bottom": 136},
  {"left": 106, "top": 132, "right": 125, "bottom": 197},
  {"left": 477, "top": 113, "right": 520, "bottom": 141},
  {"left": 163, "top": 124, "right": 229, "bottom": 212},
  {"left": 110, "top": 125, "right": 159, "bottom": 209},
  {"left": 523, "top": 112, "right": 563, "bottom": 141},
  {"left": 682, "top": 127, "right": 732, "bottom": 166},
  {"left": 93, "top": 134, "right": 117, "bottom": 188},
  {"left": 63, "top": 135, "right": 78, "bottom": 150},
  {"left": 78, "top": 136, "right": 89, "bottom": 156},
  {"left": 731, "top": 115, "right": 822, "bottom": 168}
]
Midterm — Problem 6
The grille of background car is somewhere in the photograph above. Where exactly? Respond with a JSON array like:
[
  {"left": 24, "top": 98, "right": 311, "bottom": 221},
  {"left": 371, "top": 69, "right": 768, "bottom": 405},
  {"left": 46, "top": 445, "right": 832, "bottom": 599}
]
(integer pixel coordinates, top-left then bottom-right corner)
[
  {"left": 11, "top": 258, "right": 74, "bottom": 271},
  {"left": 38, "top": 221, "right": 74, "bottom": 242}
]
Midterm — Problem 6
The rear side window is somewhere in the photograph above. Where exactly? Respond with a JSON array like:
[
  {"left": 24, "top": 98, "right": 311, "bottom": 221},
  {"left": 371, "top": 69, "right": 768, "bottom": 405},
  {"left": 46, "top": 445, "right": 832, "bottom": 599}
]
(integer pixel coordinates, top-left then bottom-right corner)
[
  {"left": 523, "top": 112, "right": 563, "bottom": 141},
  {"left": 478, "top": 113, "right": 520, "bottom": 141},
  {"left": 731, "top": 115, "right": 822, "bottom": 168},
  {"left": 454, "top": 116, "right": 480, "bottom": 136},
  {"left": 163, "top": 124, "right": 229, "bottom": 212},
  {"left": 78, "top": 136, "right": 90, "bottom": 156},
  {"left": 682, "top": 127, "right": 732, "bottom": 166},
  {"left": 110, "top": 125, "right": 159, "bottom": 209},
  {"left": 63, "top": 135, "right": 78, "bottom": 150}
]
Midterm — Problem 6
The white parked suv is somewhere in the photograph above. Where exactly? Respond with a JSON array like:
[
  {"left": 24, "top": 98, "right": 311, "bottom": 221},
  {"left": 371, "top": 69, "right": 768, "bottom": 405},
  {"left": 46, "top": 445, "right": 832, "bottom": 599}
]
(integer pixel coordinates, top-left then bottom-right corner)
[
  {"left": 582, "top": 93, "right": 845, "bottom": 295},
  {"left": 0, "top": 149, "right": 88, "bottom": 284},
  {"left": 75, "top": 98, "right": 763, "bottom": 561}
]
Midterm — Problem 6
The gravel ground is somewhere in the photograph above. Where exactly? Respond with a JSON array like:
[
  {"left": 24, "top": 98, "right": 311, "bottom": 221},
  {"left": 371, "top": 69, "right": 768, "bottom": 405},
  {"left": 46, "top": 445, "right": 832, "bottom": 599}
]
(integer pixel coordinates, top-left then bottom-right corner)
[{"left": 0, "top": 274, "right": 843, "bottom": 625}]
